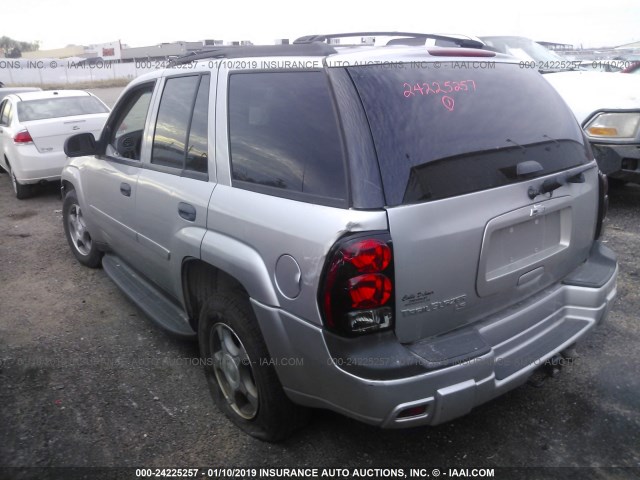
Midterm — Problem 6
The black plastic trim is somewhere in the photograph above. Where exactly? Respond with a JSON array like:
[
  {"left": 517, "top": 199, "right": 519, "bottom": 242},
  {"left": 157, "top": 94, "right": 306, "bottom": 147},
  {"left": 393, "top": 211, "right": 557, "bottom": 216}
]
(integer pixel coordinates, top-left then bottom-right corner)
[
  {"left": 102, "top": 254, "right": 196, "bottom": 339},
  {"left": 494, "top": 319, "right": 586, "bottom": 380},
  {"left": 323, "top": 330, "right": 427, "bottom": 380},
  {"left": 562, "top": 242, "right": 617, "bottom": 289},
  {"left": 323, "top": 327, "right": 491, "bottom": 381}
]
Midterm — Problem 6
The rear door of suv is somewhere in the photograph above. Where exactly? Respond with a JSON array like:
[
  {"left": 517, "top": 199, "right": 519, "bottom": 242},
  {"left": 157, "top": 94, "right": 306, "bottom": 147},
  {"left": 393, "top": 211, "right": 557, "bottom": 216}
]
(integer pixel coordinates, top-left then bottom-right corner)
[
  {"left": 132, "top": 72, "right": 216, "bottom": 299},
  {"left": 346, "top": 59, "right": 599, "bottom": 343}
]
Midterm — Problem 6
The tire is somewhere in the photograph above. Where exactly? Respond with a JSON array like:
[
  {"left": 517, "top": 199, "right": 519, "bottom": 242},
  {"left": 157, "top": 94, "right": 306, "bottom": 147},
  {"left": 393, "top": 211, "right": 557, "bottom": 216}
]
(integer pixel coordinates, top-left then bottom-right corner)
[
  {"left": 62, "top": 189, "right": 103, "bottom": 268},
  {"left": 8, "top": 165, "right": 31, "bottom": 199},
  {"left": 198, "top": 292, "right": 307, "bottom": 442}
]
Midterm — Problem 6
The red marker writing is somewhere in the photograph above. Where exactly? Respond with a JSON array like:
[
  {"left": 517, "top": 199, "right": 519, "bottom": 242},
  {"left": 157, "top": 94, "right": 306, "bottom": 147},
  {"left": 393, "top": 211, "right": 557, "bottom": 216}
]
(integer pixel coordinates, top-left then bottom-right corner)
[{"left": 442, "top": 96, "right": 455, "bottom": 111}]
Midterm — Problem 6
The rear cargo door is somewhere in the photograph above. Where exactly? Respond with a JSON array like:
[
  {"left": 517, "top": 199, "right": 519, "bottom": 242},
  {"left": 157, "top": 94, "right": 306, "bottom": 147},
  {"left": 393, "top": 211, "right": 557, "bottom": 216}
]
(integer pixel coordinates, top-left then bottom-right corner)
[
  {"left": 347, "top": 60, "right": 599, "bottom": 343},
  {"left": 386, "top": 174, "right": 597, "bottom": 343}
]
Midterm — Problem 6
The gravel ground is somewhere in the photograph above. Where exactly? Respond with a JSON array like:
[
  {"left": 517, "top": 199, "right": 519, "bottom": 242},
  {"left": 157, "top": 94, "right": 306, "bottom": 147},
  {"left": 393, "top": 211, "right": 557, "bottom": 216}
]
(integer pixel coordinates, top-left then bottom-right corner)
[{"left": 0, "top": 90, "right": 639, "bottom": 479}]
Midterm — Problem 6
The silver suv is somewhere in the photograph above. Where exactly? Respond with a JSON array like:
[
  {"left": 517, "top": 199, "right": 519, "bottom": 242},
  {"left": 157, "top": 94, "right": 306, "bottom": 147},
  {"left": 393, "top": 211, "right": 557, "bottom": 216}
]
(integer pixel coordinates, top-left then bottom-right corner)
[{"left": 62, "top": 33, "right": 618, "bottom": 441}]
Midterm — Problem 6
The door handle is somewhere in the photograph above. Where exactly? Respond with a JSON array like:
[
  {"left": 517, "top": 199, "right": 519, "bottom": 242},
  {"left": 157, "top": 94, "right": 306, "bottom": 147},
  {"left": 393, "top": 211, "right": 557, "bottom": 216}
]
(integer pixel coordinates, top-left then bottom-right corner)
[
  {"left": 120, "top": 182, "right": 131, "bottom": 197},
  {"left": 178, "top": 202, "right": 196, "bottom": 222}
]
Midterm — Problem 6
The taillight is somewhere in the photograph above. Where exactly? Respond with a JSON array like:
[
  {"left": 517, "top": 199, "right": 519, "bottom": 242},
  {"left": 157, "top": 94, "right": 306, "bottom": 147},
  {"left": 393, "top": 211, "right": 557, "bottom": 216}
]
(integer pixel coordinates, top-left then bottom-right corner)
[
  {"left": 595, "top": 171, "right": 609, "bottom": 239},
  {"left": 13, "top": 130, "right": 33, "bottom": 144},
  {"left": 320, "top": 233, "right": 394, "bottom": 335}
]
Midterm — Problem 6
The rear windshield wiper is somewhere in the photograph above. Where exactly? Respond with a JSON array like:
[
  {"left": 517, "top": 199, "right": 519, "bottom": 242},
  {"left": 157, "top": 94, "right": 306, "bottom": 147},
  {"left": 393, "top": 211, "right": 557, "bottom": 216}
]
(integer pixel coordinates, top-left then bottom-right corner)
[{"left": 528, "top": 164, "right": 596, "bottom": 199}]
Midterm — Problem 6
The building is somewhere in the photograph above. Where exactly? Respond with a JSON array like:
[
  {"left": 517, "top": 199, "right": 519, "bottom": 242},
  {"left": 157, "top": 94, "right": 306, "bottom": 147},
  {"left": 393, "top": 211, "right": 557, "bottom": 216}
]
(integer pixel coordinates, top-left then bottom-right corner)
[
  {"left": 20, "top": 41, "right": 123, "bottom": 60},
  {"left": 22, "top": 45, "right": 86, "bottom": 59},
  {"left": 121, "top": 41, "right": 204, "bottom": 61},
  {"left": 84, "top": 41, "right": 123, "bottom": 61}
]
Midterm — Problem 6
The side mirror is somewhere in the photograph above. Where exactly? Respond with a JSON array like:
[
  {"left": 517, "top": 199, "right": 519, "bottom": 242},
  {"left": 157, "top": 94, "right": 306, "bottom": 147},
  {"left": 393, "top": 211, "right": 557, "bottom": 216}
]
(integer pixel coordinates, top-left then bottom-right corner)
[{"left": 64, "top": 132, "right": 99, "bottom": 157}]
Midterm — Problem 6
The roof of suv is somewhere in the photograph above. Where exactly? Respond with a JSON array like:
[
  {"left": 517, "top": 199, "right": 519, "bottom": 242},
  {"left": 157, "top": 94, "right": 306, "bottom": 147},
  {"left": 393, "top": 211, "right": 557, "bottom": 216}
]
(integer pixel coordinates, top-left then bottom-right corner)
[
  {"left": 167, "top": 32, "right": 503, "bottom": 66},
  {"left": 162, "top": 45, "right": 511, "bottom": 71},
  {"left": 125, "top": 41, "right": 514, "bottom": 87}
]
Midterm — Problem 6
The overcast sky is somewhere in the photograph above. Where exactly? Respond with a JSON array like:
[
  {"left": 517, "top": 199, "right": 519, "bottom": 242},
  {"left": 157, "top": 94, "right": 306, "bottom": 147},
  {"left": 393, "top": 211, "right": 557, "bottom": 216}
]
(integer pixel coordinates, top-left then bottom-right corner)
[{"left": 3, "top": 0, "right": 640, "bottom": 50}]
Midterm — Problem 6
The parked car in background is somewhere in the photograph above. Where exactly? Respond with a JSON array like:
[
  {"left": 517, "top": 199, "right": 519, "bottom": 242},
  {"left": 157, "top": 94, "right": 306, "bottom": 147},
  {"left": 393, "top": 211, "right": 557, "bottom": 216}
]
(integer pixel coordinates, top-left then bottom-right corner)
[
  {"left": 622, "top": 62, "right": 640, "bottom": 74},
  {"left": 0, "top": 90, "right": 109, "bottom": 198},
  {"left": 61, "top": 33, "right": 616, "bottom": 441},
  {"left": 0, "top": 86, "right": 42, "bottom": 102},
  {"left": 578, "top": 60, "right": 624, "bottom": 73},
  {"left": 480, "top": 36, "right": 640, "bottom": 186}
]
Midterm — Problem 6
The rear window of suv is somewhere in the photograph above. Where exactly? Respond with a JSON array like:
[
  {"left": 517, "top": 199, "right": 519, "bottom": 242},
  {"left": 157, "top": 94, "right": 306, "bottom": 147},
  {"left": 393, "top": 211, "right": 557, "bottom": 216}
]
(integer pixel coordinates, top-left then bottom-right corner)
[{"left": 347, "top": 62, "right": 589, "bottom": 206}]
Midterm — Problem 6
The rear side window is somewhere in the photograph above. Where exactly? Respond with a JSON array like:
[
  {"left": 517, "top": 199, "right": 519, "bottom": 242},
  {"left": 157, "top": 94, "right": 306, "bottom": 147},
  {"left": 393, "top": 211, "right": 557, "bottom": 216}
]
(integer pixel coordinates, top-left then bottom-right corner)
[
  {"left": 228, "top": 71, "right": 347, "bottom": 205},
  {"left": 17, "top": 96, "right": 108, "bottom": 121},
  {"left": 186, "top": 76, "right": 210, "bottom": 174},
  {"left": 152, "top": 74, "right": 209, "bottom": 174},
  {"left": 348, "top": 63, "right": 588, "bottom": 206}
]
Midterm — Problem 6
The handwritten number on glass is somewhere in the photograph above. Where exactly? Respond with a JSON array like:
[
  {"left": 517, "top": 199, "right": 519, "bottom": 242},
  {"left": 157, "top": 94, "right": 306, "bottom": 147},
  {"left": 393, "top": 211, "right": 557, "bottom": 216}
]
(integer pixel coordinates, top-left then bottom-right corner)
[{"left": 403, "top": 80, "right": 476, "bottom": 112}]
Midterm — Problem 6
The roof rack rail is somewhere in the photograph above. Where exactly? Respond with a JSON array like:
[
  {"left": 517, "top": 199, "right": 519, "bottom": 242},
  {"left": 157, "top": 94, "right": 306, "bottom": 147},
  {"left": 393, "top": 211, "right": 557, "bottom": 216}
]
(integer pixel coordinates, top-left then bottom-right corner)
[
  {"left": 168, "top": 43, "right": 338, "bottom": 66},
  {"left": 294, "top": 31, "right": 484, "bottom": 49}
]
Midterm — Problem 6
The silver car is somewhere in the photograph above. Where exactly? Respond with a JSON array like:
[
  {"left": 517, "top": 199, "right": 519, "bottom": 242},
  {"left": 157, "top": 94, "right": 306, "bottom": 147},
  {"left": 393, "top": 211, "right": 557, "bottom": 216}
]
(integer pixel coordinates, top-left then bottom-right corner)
[{"left": 61, "top": 33, "right": 617, "bottom": 441}]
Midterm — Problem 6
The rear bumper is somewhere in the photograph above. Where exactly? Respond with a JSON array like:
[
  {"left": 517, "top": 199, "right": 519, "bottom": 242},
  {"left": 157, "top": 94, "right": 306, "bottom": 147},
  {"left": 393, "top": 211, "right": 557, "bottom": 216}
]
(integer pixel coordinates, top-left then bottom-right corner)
[
  {"left": 9, "top": 146, "right": 67, "bottom": 184},
  {"left": 592, "top": 143, "right": 640, "bottom": 183},
  {"left": 252, "top": 242, "right": 617, "bottom": 428}
]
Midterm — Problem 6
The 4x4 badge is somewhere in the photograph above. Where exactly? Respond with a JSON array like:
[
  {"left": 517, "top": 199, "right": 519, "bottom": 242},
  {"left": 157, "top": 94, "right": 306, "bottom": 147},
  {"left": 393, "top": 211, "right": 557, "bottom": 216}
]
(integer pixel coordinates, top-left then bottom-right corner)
[{"left": 530, "top": 204, "right": 546, "bottom": 217}]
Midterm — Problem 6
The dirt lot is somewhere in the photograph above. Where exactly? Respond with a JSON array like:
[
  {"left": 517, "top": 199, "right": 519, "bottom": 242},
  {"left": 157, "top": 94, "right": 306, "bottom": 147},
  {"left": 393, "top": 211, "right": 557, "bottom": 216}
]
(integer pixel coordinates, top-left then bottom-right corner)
[{"left": 0, "top": 127, "right": 639, "bottom": 477}]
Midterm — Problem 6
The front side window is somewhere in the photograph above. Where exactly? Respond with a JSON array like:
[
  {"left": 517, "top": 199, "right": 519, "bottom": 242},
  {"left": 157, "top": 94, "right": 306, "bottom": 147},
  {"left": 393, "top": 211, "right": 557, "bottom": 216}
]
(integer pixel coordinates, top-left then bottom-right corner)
[
  {"left": 228, "top": 71, "right": 347, "bottom": 204},
  {"left": 106, "top": 84, "right": 154, "bottom": 161},
  {"left": 151, "top": 74, "right": 210, "bottom": 174}
]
